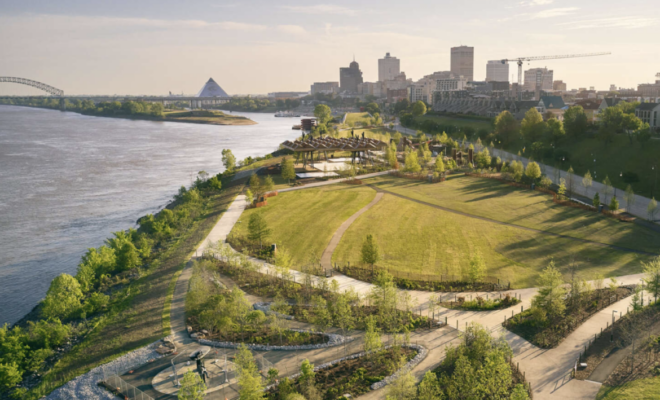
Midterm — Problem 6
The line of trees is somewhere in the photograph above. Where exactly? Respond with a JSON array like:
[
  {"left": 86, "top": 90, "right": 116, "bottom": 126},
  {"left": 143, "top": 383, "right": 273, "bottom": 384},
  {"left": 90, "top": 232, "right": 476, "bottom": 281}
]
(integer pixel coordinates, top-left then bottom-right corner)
[{"left": 0, "top": 97, "right": 166, "bottom": 117}]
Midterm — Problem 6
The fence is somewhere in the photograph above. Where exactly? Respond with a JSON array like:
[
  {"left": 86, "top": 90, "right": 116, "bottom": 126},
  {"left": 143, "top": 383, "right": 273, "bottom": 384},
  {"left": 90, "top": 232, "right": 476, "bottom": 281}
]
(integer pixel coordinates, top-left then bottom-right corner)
[{"left": 102, "top": 374, "right": 154, "bottom": 400}]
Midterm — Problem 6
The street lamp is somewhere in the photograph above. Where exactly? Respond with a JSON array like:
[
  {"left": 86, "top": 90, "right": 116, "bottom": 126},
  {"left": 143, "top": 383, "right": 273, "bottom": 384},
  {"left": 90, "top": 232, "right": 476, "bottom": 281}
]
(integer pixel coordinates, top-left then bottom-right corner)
[{"left": 611, "top": 310, "right": 618, "bottom": 342}]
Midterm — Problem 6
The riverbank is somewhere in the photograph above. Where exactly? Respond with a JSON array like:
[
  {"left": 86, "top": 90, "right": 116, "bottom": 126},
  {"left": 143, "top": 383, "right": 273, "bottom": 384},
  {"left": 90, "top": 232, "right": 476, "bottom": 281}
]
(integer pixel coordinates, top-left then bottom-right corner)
[{"left": 0, "top": 103, "right": 257, "bottom": 125}]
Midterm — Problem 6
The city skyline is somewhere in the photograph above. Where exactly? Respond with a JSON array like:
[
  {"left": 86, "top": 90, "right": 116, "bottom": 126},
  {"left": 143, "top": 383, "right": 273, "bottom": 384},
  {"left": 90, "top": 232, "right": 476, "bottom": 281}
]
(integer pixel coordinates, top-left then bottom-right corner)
[{"left": 1, "top": 0, "right": 658, "bottom": 95}]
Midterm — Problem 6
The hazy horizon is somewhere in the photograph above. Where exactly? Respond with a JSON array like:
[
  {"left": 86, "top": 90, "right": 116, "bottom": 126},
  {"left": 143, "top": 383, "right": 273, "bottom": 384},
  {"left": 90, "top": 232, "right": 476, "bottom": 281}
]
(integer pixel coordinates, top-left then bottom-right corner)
[{"left": 1, "top": 0, "right": 658, "bottom": 96}]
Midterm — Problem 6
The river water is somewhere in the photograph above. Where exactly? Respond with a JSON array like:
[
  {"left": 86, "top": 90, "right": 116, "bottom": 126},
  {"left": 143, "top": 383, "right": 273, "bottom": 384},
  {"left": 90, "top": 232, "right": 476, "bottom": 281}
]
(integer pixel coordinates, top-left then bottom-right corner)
[{"left": 0, "top": 106, "right": 299, "bottom": 325}]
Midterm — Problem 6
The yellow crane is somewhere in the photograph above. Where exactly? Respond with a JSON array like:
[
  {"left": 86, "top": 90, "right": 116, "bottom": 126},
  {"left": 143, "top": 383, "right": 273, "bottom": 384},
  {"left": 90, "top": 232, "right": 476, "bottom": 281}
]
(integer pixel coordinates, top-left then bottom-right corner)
[{"left": 501, "top": 52, "right": 611, "bottom": 98}]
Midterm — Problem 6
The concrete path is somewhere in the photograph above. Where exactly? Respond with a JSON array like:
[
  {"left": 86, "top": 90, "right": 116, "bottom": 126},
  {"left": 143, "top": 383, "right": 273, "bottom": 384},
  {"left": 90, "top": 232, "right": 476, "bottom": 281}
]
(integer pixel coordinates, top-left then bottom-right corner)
[{"left": 320, "top": 192, "right": 384, "bottom": 269}]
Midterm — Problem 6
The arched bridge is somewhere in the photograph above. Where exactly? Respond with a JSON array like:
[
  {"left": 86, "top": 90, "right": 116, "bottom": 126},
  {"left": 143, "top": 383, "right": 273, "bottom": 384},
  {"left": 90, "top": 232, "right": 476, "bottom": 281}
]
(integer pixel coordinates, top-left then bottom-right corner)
[{"left": 0, "top": 77, "right": 64, "bottom": 96}]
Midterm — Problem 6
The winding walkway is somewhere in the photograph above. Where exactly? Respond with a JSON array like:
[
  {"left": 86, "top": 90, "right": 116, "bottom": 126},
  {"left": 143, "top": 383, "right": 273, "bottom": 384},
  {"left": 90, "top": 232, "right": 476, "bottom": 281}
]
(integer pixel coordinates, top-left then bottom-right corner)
[{"left": 178, "top": 171, "right": 651, "bottom": 400}]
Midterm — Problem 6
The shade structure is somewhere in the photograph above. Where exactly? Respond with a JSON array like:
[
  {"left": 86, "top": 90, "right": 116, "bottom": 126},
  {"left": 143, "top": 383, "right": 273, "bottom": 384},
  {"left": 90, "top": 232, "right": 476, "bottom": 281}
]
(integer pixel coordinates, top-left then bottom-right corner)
[{"left": 280, "top": 137, "right": 387, "bottom": 153}]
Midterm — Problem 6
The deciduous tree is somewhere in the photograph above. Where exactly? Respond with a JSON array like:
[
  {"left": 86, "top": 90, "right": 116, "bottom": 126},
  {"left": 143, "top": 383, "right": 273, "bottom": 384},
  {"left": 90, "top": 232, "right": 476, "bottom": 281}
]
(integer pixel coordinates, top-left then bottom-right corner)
[
  {"left": 178, "top": 371, "right": 207, "bottom": 400},
  {"left": 582, "top": 171, "right": 593, "bottom": 197},
  {"left": 42, "top": 274, "right": 83, "bottom": 319},
  {"left": 281, "top": 157, "right": 296, "bottom": 184},
  {"left": 222, "top": 149, "right": 236, "bottom": 172},
  {"left": 411, "top": 101, "right": 427, "bottom": 117},
  {"left": 361, "top": 234, "right": 381, "bottom": 272},
  {"left": 247, "top": 213, "right": 271, "bottom": 248},
  {"left": 524, "top": 162, "right": 542, "bottom": 182},
  {"left": 521, "top": 108, "right": 546, "bottom": 143}
]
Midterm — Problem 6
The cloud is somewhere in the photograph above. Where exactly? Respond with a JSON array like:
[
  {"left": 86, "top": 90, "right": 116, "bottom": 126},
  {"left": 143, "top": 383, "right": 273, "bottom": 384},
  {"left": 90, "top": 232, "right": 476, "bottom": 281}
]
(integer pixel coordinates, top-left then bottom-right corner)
[
  {"left": 531, "top": 7, "right": 579, "bottom": 19},
  {"left": 281, "top": 4, "right": 357, "bottom": 16},
  {"left": 520, "top": 0, "right": 554, "bottom": 6},
  {"left": 558, "top": 16, "right": 658, "bottom": 30},
  {"left": 1, "top": 14, "right": 267, "bottom": 31},
  {"left": 277, "top": 25, "right": 306, "bottom": 35}
]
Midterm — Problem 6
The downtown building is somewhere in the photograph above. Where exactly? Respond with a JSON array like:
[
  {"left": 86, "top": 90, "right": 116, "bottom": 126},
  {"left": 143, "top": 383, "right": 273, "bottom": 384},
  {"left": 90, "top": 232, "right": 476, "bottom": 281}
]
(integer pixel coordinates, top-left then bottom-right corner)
[
  {"left": 450, "top": 46, "right": 474, "bottom": 82},
  {"left": 339, "top": 60, "right": 364, "bottom": 94},
  {"left": 378, "top": 53, "right": 401, "bottom": 82},
  {"left": 523, "top": 68, "right": 554, "bottom": 92},
  {"left": 486, "top": 60, "right": 509, "bottom": 83},
  {"left": 310, "top": 82, "right": 339, "bottom": 95}
]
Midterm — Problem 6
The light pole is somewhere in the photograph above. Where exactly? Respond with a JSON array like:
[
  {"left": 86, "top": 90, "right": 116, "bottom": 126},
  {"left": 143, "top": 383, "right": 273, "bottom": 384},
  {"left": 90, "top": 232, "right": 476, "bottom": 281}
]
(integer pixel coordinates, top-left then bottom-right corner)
[
  {"left": 640, "top": 278, "right": 645, "bottom": 306},
  {"left": 653, "top": 165, "right": 658, "bottom": 199},
  {"left": 611, "top": 310, "right": 618, "bottom": 342}
]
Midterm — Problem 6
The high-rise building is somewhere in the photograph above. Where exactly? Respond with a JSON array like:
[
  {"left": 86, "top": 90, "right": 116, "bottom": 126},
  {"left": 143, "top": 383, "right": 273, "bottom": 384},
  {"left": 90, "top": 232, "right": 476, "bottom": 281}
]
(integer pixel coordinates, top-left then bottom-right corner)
[
  {"left": 311, "top": 82, "right": 339, "bottom": 95},
  {"left": 339, "top": 60, "right": 363, "bottom": 93},
  {"left": 378, "top": 52, "right": 400, "bottom": 82},
  {"left": 450, "top": 46, "right": 474, "bottom": 81},
  {"left": 486, "top": 60, "right": 508, "bottom": 83},
  {"left": 553, "top": 80, "right": 567, "bottom": 92},
  {"left": 523, "top": 68, "right": 553, "bottom": 92}
]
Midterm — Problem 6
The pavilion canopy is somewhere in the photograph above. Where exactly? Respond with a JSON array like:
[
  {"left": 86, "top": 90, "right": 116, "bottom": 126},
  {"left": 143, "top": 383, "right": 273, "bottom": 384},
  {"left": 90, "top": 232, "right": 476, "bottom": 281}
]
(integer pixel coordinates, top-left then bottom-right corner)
[{"left": 280, "top": 137, "right": 387, "bottom": 153}]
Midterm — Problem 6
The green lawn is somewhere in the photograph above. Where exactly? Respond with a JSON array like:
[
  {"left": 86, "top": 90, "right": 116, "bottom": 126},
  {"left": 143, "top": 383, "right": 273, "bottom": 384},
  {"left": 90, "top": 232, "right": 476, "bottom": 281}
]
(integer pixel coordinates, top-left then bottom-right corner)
[
  {"left": 345, "top": 112, "right": 372, "bottom": 126},
  {"left": 331, "top": 193, "right": 649, "bottom": 288},
  {"left": 597, "top": 377, "right": 660, "bottom": 400},
  {"left": 337, "top": 127, "right": 396, "bottom": 142},
  {"left": 415, "top": 114, "right": 493, "bottom": 131},
  {"left": 363, "top": 174, "right": 660, "bottom": 255},
  {"left": 230, "top": 185, "right": 377, "bottom": 266}
]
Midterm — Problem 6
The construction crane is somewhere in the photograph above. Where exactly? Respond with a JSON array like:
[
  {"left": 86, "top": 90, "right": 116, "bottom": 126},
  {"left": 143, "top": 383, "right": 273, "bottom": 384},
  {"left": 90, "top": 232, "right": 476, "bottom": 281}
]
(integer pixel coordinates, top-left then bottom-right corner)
[{"left": 501, "top": 52, "right": 611, "bottom": 98}]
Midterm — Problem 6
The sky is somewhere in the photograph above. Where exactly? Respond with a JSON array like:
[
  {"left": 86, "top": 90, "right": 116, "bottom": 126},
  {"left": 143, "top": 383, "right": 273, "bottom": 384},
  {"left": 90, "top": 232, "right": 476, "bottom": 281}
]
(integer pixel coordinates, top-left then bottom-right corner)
[{"left": 0, "top": 0, "right": 659, "bottom": 96}]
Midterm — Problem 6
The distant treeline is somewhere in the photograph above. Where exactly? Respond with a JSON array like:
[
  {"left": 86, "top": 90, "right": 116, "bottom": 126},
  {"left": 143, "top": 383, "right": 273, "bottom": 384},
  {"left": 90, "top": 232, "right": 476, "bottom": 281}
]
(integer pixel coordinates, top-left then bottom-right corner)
[
  {"left": 0, "top": 98, "right": 166, "bottom": 117},
  {"left": 215, "top": 97, "right": 302, "bottom": 112}
]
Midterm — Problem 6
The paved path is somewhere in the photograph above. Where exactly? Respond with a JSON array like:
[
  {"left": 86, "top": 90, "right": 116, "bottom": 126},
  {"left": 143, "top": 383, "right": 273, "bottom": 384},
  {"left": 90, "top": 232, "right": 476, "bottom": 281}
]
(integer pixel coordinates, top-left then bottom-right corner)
[
  {"left": 278, "top": 170, "right": 392, "bottom": 193},
  {"left": 167, "top": 170, "right": 653, "bottom": 400},
  {"left": 320, "top": 192, "right": 384, "bottom": 269}
]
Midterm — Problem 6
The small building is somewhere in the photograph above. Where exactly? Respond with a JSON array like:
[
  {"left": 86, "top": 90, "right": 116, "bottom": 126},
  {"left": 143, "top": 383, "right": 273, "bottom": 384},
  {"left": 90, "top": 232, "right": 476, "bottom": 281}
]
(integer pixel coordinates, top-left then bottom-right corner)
[
  {"left": 300, "top": 118, "right": 317, "bottom": 131},
  {"left": 574, "top": 99, "right": 601, "bottom": 122},
  {"left": 635, "top": 103, "right": 660, "bottom": 130},
  {"left": 540, "top": 96, "right": 567, "bottom": 120}
]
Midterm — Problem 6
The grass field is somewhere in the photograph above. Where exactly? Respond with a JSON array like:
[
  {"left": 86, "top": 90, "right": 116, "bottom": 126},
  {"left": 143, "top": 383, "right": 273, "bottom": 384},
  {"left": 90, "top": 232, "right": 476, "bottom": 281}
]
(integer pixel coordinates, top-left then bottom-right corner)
[
  {"left": 229, "top": 185, "right": 377, "bottom": 266},
  {"left": 345, "top": 112, "right": 372, "bottom": 126},
  {"left": 331, "top": 193, "right": 649, "bottom": 288},
  {"left": 597, "top": 377, "right": 660, "bottom": 400},
  {"left": 415, "top": 114, "right": 493, "bottom": 131},
  {"left": 363, "top": 174, "right": 660, "bottom": 255},
  {"left": 337, "top": 127, "right": 396, "bottom": 142}
]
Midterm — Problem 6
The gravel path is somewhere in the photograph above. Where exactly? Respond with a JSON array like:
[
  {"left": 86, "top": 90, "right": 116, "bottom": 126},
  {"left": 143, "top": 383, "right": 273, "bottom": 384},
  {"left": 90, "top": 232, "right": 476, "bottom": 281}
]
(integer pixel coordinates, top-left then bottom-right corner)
[{"left": 45, "top": 340, "right": 164, "bottom": 400}]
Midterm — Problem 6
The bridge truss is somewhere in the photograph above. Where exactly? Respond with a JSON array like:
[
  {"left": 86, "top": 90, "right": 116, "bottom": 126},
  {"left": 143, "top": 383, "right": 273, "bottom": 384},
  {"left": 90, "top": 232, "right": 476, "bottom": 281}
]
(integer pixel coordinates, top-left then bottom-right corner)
[{"left": 0, "top": 77, "right": 64, "bottom": 96}]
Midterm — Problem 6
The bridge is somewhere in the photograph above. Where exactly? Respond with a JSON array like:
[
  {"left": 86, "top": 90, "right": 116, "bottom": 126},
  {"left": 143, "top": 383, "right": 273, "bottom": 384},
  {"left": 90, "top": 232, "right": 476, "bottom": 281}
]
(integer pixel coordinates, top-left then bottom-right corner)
[{"left": 0, "top": 77, "right": 229, "bottom": 110}]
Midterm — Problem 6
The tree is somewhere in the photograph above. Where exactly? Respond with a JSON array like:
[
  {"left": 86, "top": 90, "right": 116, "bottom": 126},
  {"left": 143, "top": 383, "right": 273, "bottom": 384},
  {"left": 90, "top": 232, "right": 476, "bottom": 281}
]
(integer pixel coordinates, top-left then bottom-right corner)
[
  {"left": 0, "top": 362, "right": 21, "bottom": 391},
  {"left": 524, "top": 162, "right": 542, "bottom": 182},
  {"left": 333, "top": 292, "right": 355, "bottom": 344},
  {"left": 221, "top": 149, "right": 236, "bottom": 172},
  {"left": 386, "top": 365, "right": 416, "bottom": 400},
  {"left": 75, "top": 246, "right": 116, "bottom": 292},
  {"left": 468, "top": 252, "right": 486, "bottom": 284},
  {"left": 313, "top": 104, "right": 332, "bottom": 125},
  {"left": 494, "top": 111, "right": 519, "bottom": 144},
  {"left": 642, "top": 256, "right": 660, "bottom": 302},
  {"left": 521, "top": 108, "right": 546, "bottom": 143},
  {"left": 116, "top": 242, "right": 141, "bottom": 271},
  {"left": 624, "top": 184, "right": 635, "bottom": 212},
  {"left": 360, "top": 234, "right": 381, "bottom": 272},
  {"left": 178, "top": 370, "right": 207, "bottom": 400},
  {"left": 531, "top": 262, "right": 567, "bottom": 322},
  {"left": 245, "top": 189, "right": 254, "bottom": 206},
  {"left": 263, "top": 175, "right": 274, "bottom": 193},
  {"left": 365, "top": 102, "right": 380, "bottom": 115},
  {"left": 364, "top": 315, "right": 382, "bottom": 355},
  {"left": 150, "top": 102, "right": 164, "bottom": 117},
  {"left": 546, "top": 118, "right": 565, "bottom": 143},
  {"left": 42, "top": 273, "right": 84, "bottom": 319},
  {"left": 411, "top": 101, "right": 427, "bottom": 117},
  {"left": 475, "top": 149, "right": 491, "bottom": 169},
  {"left": 563, "top": 106, "right": 588, "bottom": 138},
  {"left": 208, "top": 175, "right": 222, "bottom": 191},
  {"left": 602, "top": 175, "right": 614, "bottom": 205},
  {"left": 249, "top": 175, "right": 264, "bottom": 200},
  {"left": 510, "top": 160, "right": 524, "bottom": 182},
  {"left": 510, "top": 384, "right": 530, "bottom": 400},
  {"left": 609, "top": 196, "right": 619, "bottom": 211},
  {"left": 593, "top": 192, "right": 601, "bottom": 208},
  {"left": 247, "top": 213, "right": 271, "bottom": 248},
  {"left": 558, "top": 178, "right": 567, "bottom": 199},
  {"left": 403, "top": 150, "right": 421, "bottom": 173},
  {"left": 417, "top": 371, "right": 442, "bottom": 400},
  {"left": 281, "top": 157, "right": 296, "bottom": 184},
  {"left": 566, "top": 166, "right": 575, "bottom": 197},
  {"left": 235, "top": 344, "right": 264, "bottom": 400},
  {"left": 434, "top": 156, "right": 445, "bottom": 174},
  {"left": 310, "top": 296, "right": 332, "bottom": 333},
  {"left": 648, "top": 197, "right": 658, "bottom": 221},
  {"left": 582, "top": 171, "right": 593, "bottom": 197}
]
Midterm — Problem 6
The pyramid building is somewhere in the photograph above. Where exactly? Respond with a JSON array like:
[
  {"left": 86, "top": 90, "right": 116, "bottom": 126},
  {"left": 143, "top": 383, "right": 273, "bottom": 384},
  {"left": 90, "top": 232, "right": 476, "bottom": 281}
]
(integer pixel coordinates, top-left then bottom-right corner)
[{"left": 196, "top": 78, "right": 230, "bottom": 97}]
